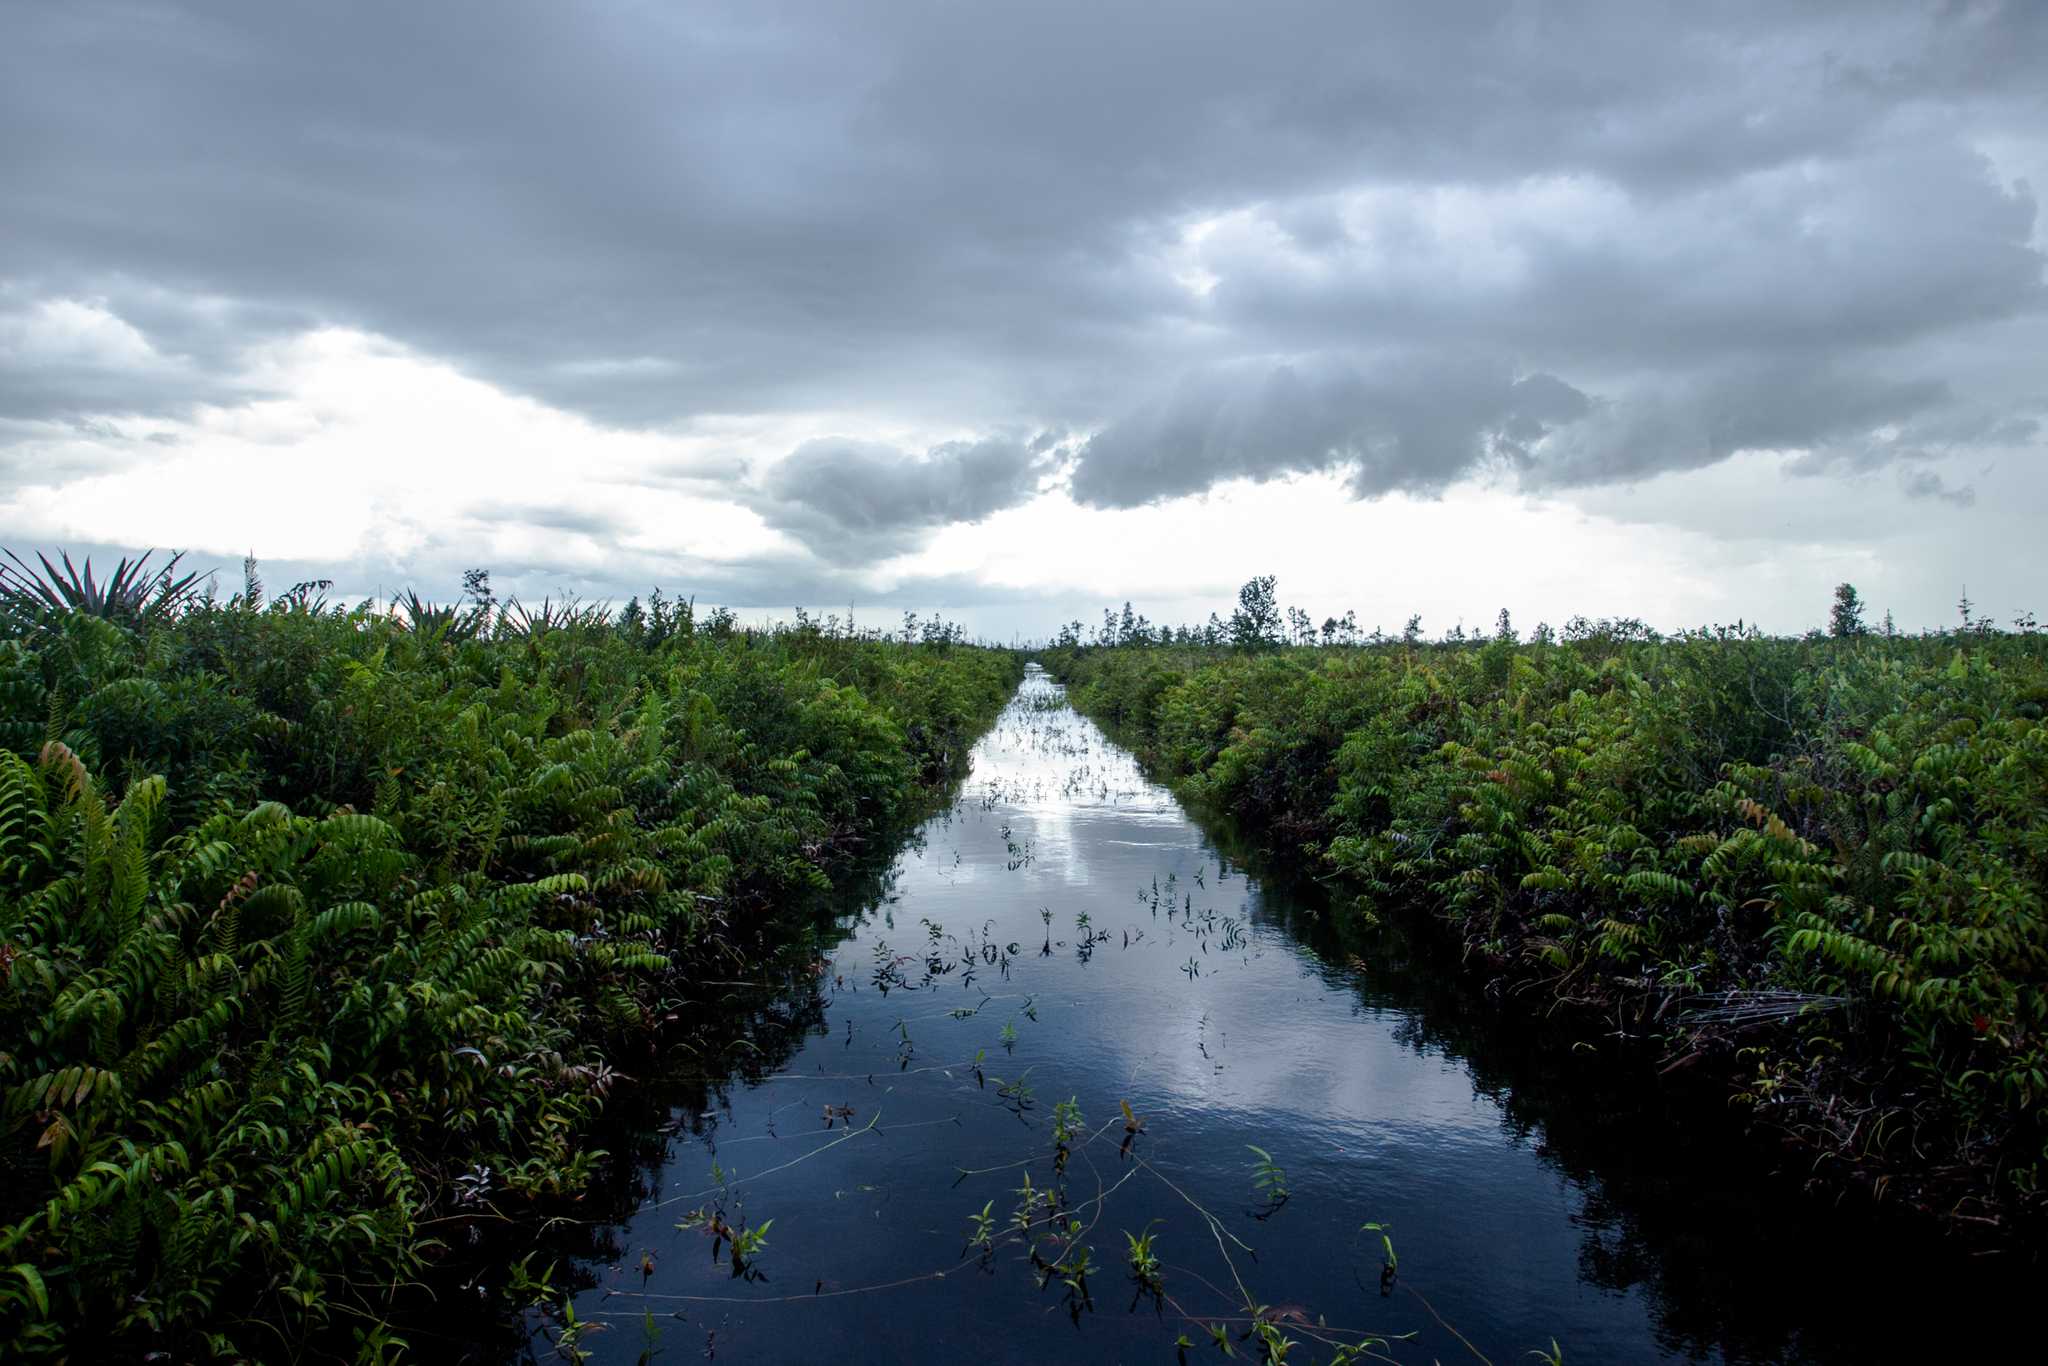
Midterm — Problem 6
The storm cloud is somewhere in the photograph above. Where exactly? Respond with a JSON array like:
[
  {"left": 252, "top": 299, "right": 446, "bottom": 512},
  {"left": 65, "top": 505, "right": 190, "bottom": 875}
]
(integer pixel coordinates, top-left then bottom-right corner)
[
  {"left": 754, "top": 435, "right": 1051, "bottom": 559},
  {"left": 2, "top": 0, "right": 2044, "bottom": 620}
]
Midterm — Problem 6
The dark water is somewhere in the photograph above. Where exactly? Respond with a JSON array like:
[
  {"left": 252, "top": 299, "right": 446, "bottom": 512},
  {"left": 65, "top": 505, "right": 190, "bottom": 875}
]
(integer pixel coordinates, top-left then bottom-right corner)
[{"left": 508, "top": 666, "right": 2025, "bottom": 1364}]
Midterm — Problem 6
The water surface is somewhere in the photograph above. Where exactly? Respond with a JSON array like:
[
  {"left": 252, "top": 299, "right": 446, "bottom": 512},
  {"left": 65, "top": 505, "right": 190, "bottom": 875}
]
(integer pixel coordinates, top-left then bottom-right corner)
[{"left": 513, "top": 666, "right": 2022, "bottom": 1364}]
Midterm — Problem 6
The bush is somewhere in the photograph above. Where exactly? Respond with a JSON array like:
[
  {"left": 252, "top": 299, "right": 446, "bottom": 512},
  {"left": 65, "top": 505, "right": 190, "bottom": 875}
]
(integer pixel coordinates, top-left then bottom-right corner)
[
  {"left": 1045, "top": 628, "right": 2048, "bottom": 1237},
  {"left": 0, "top": 596, "right": 1019, "bottom": 1358}
]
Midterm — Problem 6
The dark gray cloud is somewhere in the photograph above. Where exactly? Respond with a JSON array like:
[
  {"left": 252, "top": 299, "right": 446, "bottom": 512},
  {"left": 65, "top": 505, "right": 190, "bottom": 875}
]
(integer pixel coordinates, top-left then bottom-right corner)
[
  {"left": 1898, "top": 468, "right": 1976, "bottom": 507},
  {"left": 3, "top": 0, "right": 2046, "bottom": 574},
  {"left": 1069, "top": 356, "right": 1593, "bottom": 505},
  {"left": 1531, "top": 364, "right": 1961, "bottom": 487},
  {"left": 0, "top": 283, "right": 300, "bottom": 427},
  {"left": 753, "top": 434, "right": 1049, "bottom": 559}
]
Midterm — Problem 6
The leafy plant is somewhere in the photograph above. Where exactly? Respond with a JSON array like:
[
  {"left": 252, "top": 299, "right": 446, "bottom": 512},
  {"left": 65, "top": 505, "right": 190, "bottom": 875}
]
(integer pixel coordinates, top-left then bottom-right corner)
[
  {"left": 1123, "top": 1222, "right": 1164, "bottom": 1301},
  {"left": 965, "top": 1199, "right": 995, "bottom": 1255},
  {"left": 1044, "top": 617, "right": 2048, "bottom": 1236},
  {"left": 0, "top": 586, "right": 1022, "bottom": 1358},
  {"left": 728, "top": 1219, "right": 773, "bottom": 1276},
  {"left": 1248, "top": 1144, "right": 1289, "bottom": 1209},
  {"left": 1, "top": 548, "right": 201, "bottom": 626}
]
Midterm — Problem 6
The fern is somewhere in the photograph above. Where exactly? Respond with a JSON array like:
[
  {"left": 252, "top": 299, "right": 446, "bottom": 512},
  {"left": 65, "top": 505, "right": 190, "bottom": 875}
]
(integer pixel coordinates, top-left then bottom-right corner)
[{"left": 0, "top": 585, "right": 1024, "bottom": 1357}]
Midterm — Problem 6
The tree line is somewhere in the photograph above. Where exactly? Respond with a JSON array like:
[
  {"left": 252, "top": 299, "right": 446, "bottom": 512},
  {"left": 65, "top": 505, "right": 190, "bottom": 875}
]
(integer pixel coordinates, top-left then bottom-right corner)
[{"left": 1056, "top": 575, "right": 2037, "bottom": 652}]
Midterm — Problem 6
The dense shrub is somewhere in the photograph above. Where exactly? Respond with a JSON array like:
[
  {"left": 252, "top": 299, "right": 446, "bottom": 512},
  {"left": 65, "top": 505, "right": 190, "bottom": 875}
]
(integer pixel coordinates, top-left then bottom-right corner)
[
  {"left": 1045, "top": 629, "right": 2048, "bottom": 1238},
  {"left": 0, "top": 596, "right": 1018, "bottom": 1358}
]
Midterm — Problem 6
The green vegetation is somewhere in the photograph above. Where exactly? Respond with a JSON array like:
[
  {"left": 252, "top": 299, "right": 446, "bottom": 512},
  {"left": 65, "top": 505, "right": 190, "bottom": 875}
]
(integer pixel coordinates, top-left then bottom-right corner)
[
  {"left": 0, "top": 555, "right": 1018, "bottom": 1359},
  {"left": 1045, "top": 587, "right": 2048, "bottom": 1240},
  {"left": 948, "top": 1099, "right": 1408, "bottom": 1362}
]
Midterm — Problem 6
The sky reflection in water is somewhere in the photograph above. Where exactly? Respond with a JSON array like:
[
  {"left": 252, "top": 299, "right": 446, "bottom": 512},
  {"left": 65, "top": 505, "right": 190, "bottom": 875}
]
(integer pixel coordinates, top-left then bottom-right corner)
[{"left": 528, "top": 667, "right": 2022, "bottom": 1365}]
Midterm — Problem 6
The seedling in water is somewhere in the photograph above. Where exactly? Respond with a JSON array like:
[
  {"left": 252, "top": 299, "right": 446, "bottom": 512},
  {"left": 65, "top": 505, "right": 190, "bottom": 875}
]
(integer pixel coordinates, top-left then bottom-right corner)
[
  {"left": 1362, "top": 1221, "right": 1397, "bottom": 1292},
  {"left": 728, "top": 1219, "right": 773, "bottom": 1279},
  {"left": 1248, "top": 1145, "right": 1290, "bottom": 1213},
  {"left": 1124, "top": 1222, "right": 1164, "bottom": 1308},
  {"left": 1118, "top": 1097, "right": 1147, "bottom": 1158},
  {"left": 1011, "top": 1172, "right": 1047, "bottom": 1236},
  {"left": 1252, "top": 1320, "right": 1299, "bottom": 1363},
  {"left": 965, "top": 1199, "right": 996, "bottom": 1256},
  {"left": 1052, "top": 1096, "right": 1084, "bottom": 1143},
  {"left": 1052, "top": 1095, "right": 1084, "bottom": 1172},
  {"left": 1033, "top": 1235, "right": 1096, "bottom": 1322},
  {"left": 550, "top": 1294, "right": 594, "bottom": 1363},
  {"left": 994, "top": 1070, "right": 1037, "bottom": 1116}
]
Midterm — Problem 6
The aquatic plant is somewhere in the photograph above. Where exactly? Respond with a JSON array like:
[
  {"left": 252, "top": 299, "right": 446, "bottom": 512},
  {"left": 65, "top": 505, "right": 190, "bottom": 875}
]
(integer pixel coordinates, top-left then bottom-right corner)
[
  {"left": 993, "top": 1070, "right": 1037, "bottom": 1115},
  {"left": 1248, "top": 1145, "right": 1290, "bottom": 1213},
  {"left": 965, "top": 1199, "right": 996, "bottom": 1256},
  {"left": 728, "top": 1219, "right": 773, "bottom": 1277},
  {"left": 1125, "top": 1222, "right": 1165, "bottom": 1305}
]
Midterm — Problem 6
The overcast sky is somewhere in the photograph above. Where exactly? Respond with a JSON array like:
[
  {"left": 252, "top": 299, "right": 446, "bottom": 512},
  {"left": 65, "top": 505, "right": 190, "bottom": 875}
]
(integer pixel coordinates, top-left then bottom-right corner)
[{"left": 4, "top": 1, "right": 2043, "bottom": 640}]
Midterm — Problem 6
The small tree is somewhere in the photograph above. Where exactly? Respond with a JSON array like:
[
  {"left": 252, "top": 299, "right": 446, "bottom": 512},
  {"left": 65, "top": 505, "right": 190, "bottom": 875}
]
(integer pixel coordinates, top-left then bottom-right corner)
[
  {"left": 463, "top": 567, "right": 495, "bottom": 613},
  {"left": 1229, "top": 575, "right": 1282, "bottom": 650},
  {"left": 1286, "top": 604, "right": 1313, "bottom": 646},
  {"left": 1829, "top": 583, "right": 1866, "bottom": 638}
]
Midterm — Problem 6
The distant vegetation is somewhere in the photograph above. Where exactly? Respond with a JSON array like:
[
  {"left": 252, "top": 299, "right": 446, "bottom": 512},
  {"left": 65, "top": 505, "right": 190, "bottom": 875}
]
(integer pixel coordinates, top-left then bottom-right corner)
[
  {"left": 0, "top": 551, "right": 1018, "bottom": 1359},
  {"left": 1045, "top": 578, "right": 2048, "bottom": 1242}
]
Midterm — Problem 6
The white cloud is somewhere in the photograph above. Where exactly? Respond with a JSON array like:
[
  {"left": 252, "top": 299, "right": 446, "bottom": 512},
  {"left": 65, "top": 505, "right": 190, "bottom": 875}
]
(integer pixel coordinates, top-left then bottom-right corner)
[
  {"left": 0, "top": 296, "right": 169, "bottom": 371},
  {"left": 2, "top": 325, "right": 785, "bottom": 570}
]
